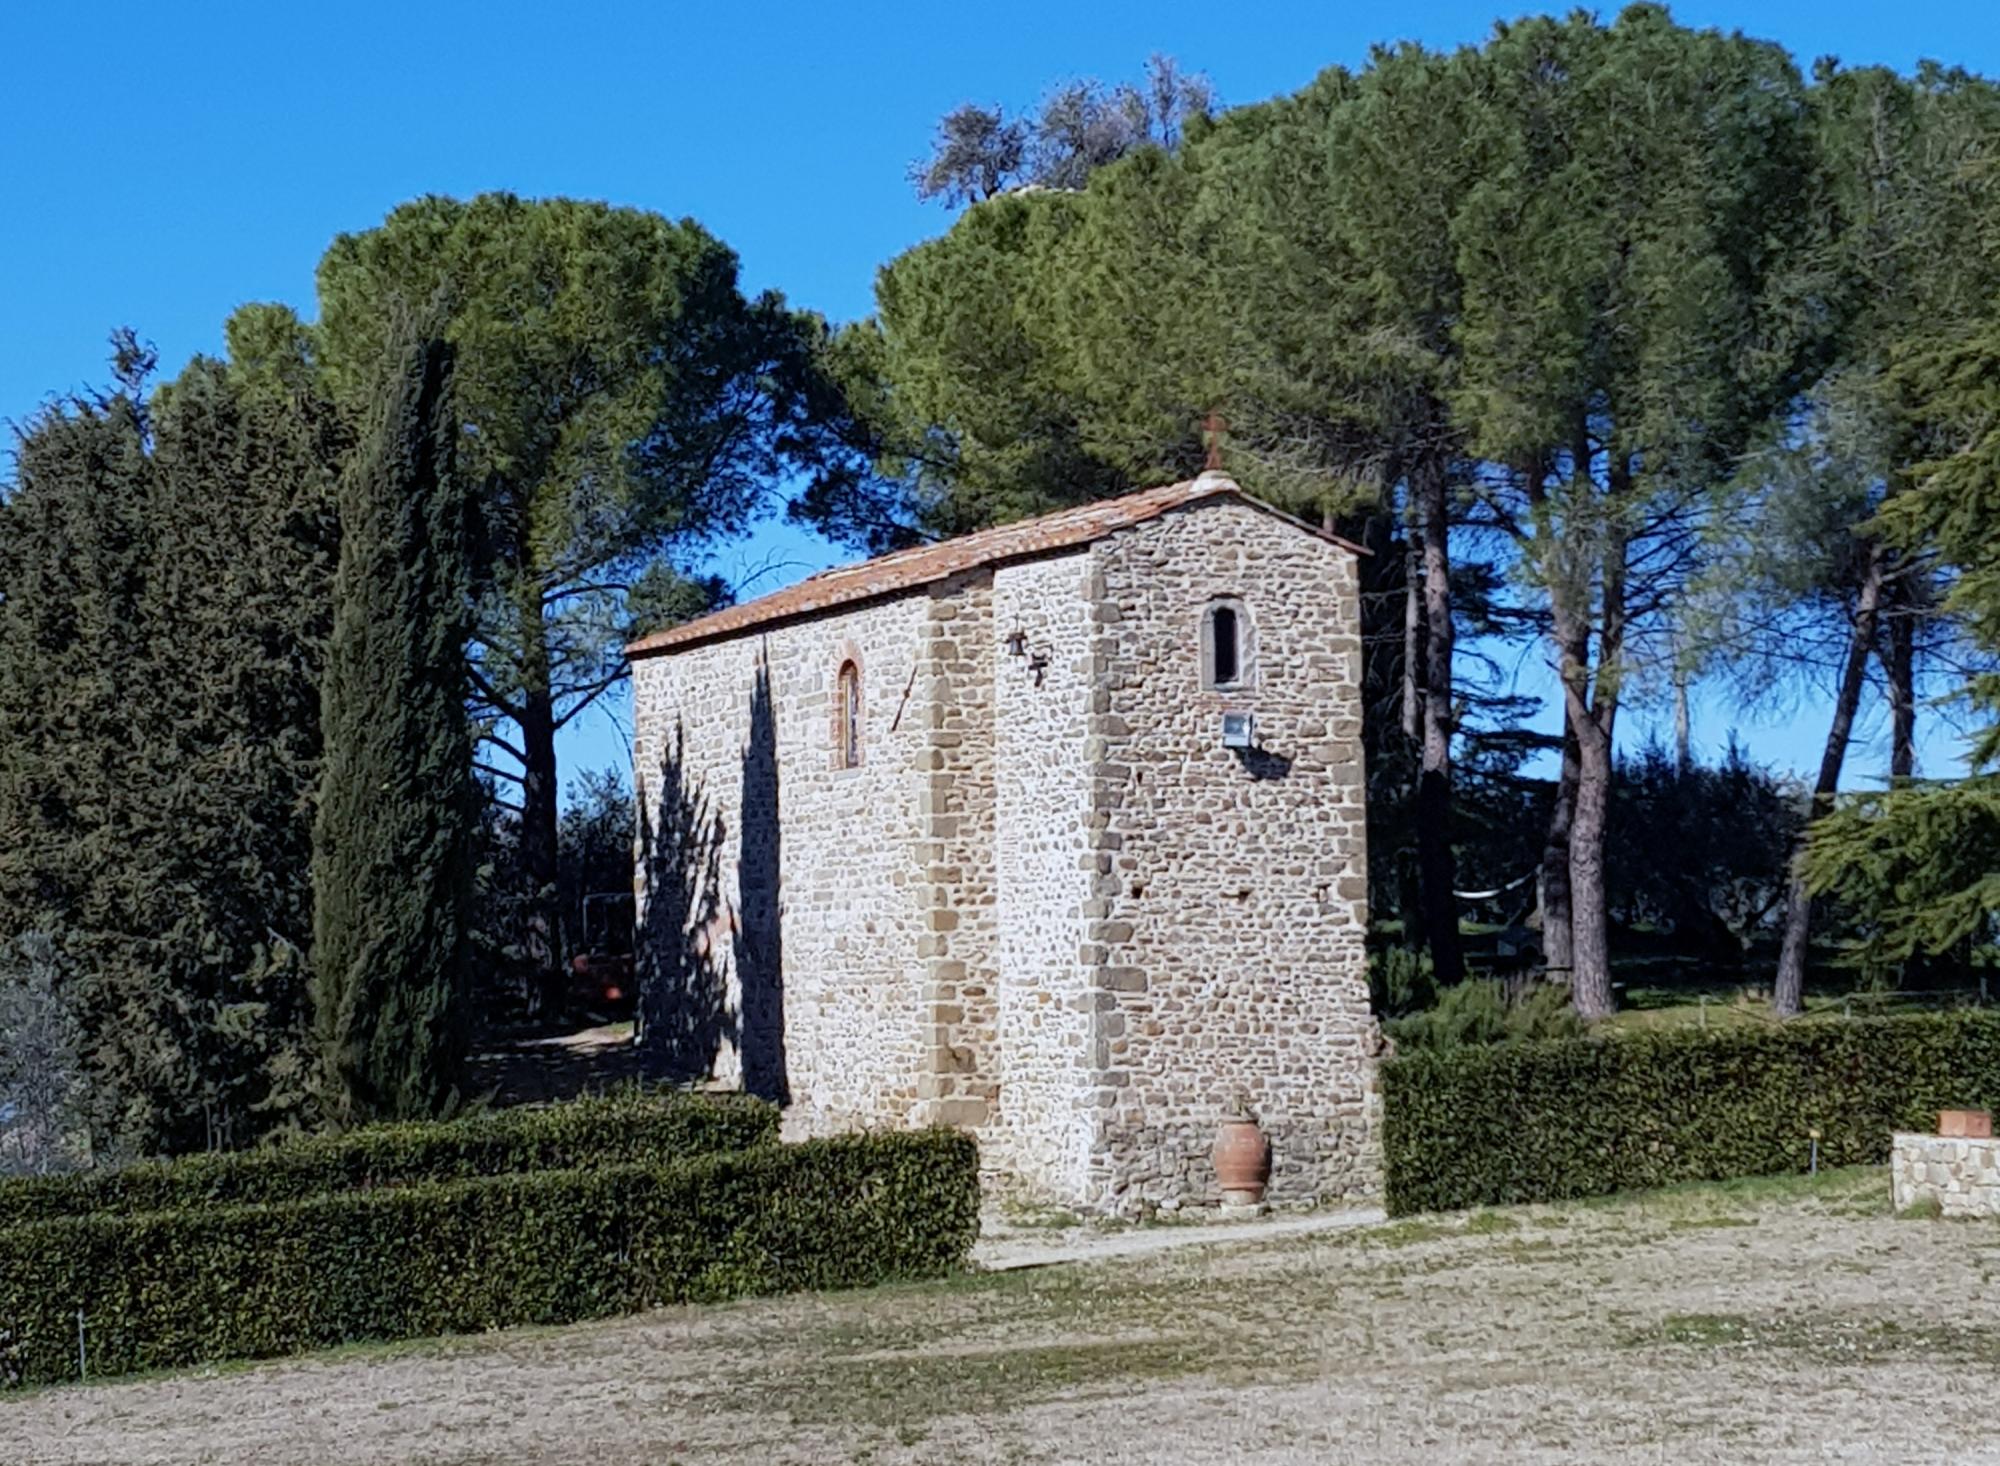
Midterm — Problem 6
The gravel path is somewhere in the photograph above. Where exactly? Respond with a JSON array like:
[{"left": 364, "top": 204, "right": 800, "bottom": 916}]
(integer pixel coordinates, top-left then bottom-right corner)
[
  {"left": 9, "top": 1168, "right": 1998, "bottom": 1466},
  {"left": 973, "top": 1203, "right": 1386, "bottom": 1270}
]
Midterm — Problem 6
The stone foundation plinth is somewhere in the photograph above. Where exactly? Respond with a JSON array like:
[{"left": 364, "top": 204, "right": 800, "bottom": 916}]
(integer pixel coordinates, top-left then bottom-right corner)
[{"left": 1890, "top": 1132, "right": 2000, "bottom": 1217}]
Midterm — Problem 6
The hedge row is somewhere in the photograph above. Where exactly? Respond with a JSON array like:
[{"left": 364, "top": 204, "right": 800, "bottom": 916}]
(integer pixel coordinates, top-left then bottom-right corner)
[
  {"left": 0, "top": 1089, "right": 777, "bottom": 1228},
  {"left": 0, "top": 1127, "right": 978, "bottom": 1388},
  {"left": 1383, "top": 1010, "right": 2000, "bottom": 1215}
]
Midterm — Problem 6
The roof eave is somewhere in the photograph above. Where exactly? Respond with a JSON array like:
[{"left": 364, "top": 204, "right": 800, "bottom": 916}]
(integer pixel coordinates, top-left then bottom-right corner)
[{"left": 624, "top": 481, "right": 1367, "bottom": 661}]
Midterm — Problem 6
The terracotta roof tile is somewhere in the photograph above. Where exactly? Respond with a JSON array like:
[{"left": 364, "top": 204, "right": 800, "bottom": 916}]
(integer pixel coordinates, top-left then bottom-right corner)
[{"left": 626, "top": 472, "right": 1363, "bottom": 658}]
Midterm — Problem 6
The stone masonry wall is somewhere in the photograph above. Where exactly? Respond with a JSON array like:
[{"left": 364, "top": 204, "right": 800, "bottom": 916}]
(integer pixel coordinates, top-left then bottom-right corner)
[
  {"left": 914, "top": 572, "right": 1001, "bottom": 1134},
  {"left": 629, "top": 594, "right": 935, "bottom": 1134},
  {"left": 990, "top": 551, "right": 1101, "bottom": 1201},
  {"left": 1085, "top": 500, "right": 1379, "bottom": 1215},
  {"left": 1891, "top": 1133, "right": 2000, "bottom": 1218}
]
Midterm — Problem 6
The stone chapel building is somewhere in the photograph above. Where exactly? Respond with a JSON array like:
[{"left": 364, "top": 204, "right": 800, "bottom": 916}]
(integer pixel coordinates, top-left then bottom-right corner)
[{"left": 626, "top": 472, "right": 1381, "bottom": 1215}]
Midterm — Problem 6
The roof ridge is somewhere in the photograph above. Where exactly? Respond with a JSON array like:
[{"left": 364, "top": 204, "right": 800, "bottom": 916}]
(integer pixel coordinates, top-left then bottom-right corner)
[{"left": 627, "top": 474, "right": 1357, "bottom": 659}]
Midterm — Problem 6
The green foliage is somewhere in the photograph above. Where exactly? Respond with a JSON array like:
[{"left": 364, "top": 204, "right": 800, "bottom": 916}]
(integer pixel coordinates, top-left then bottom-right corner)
[
  {"left": 830, "top": 70, "right": 1389, "bottom": 548},
  {"left": 1384, "top": 979, "right": 1584, "bottom": 1055},
  {"left": 310, "top": 195, "right": 827, "bottom": 568},
  {"left": 1449, "top": 8, "right": 1819, "bottom": 476},
  {"left": 474, "top": 765, "right": 656, "bottom": 1016},
  {"left": 555, "top": 770, "right": 638, "bottom": 958},
  {"left": 0, "top": 352, "right": 336, "bottom": 1154},
  {"left": 0, "top": 1127, "right": 977, "bottom": 1388},
  {"left": 312, "top": 320, "right": 478, "bottom": 1124},
  {"left": 837, "top": 12, "right": 1849, "bottom": 1002},
  {"left": 0, "top": 1089, "right": 775, "bottom": 1229},
  {"left": 1367, "top": 944, "right": 1435, "bottom": 1019},
  {"left": 909, "top": 56, "right": 1214, "bottom": 206},
  {"left": 0, "top": 934, "right": 88, "bottom": 1177},
  {"left": 837, "top": 188, "right": 1119, "bottom": 541},
  {"left": 1605, "top": 742, "right": 1801, "bottom": 952},
  {"left": 1382, "top": 1011, "right": 2000, "bottom": 1215},
  {"left": 1805, "top": 778, "right": 2000, "bottom": 970},
  {"left": 290, "top": 193, "right": 860, "bottom": 976},
  {"left": 1891, "top": 300, "right": 2000, "bottom": 708},
  {"left": 1802, "top": 283, "right": 2000, "bottom": 958},
  {"left": 1807, "top": 61, "right": 2000, "bottom": 378}
]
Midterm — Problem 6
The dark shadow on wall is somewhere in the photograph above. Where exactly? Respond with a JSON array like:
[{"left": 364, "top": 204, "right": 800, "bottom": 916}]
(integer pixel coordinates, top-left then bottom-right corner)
[
  {"left": 636, "top": 723, "right": 735, "bottom": 1080},
  {"left": 736, "top": 655, "right": 789, "bottom": 1104},
  {"left": 1231, "top": 746, "right": 1294, "bottom": 782}
]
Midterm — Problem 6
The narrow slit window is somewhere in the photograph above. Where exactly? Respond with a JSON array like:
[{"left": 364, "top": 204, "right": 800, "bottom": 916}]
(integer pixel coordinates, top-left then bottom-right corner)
[
  {"left": 1204, "top": 599, "right": 1250, "bottom": 689},
  {"left": 1211, "top": 606, "right": 1239, "bottom": 686},
  {"left": 836, "top": 660, "right": 862, "bottom": 768}
]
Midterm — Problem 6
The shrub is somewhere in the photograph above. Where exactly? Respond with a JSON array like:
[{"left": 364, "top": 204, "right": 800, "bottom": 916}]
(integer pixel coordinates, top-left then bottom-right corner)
[
  {"left": 0, "top": 933, "right": 89, "bottom": 1178},
  {"left": 0, "top": 1088, "right": 776, "bottom": 1228},
  {"left": 1384, "top": 978, "right": 1583, "bottom": 1054},
  {"left": 0, "top": 1127, "right": 978, "bottom": 1388},
  {"left": 1368, "top": 943, "right": 1436, "bottom": 1018},
  {"left": 1382, "top": 1010, "right": 2000, "bottom": 1215}
]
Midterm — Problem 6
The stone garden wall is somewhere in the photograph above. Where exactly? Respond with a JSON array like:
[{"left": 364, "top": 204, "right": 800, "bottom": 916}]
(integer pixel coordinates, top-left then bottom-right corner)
[{"left": 1891, "top": 1133, "right": 2000, "bottom": 1218}]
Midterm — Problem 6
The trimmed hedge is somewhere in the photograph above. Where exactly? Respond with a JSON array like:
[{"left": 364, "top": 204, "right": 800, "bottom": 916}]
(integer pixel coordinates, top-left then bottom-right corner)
[
  {"left": 0, "top": 1127, "right": 978, "bottom": 1388},
  {"left": 1383, "top": 1010, "right": 2000, "bottom": 1215},
  {"left": 0, "top": 1089, "right": 776, "bottom": 1228}
]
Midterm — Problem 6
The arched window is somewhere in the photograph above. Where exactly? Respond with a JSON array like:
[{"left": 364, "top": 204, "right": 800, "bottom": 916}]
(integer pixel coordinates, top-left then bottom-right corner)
[
  {"left": 835, "top": 659, "right": 862, "bottom": 768},
  {"left": 1211, "top": 606, "right": 1241, "bottom": 685},
  {"left": 1202, "top": 598, "right": 1252, "bottom": 689}
]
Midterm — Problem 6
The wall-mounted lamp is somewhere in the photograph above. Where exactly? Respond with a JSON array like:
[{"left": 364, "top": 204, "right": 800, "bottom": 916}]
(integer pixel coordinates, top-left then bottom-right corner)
[{"left": 1004, "top": 627, "right": 1028, "bottom": 658}]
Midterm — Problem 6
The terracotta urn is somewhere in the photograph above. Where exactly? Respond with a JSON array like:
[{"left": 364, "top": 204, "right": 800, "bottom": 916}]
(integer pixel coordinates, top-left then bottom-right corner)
[{"left": 1213, "top": 1110, "right": 1270, "bottom": 1206}]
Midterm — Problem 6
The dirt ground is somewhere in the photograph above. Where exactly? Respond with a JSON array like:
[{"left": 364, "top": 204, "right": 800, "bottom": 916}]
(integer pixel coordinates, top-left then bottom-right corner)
[
  {"left": 464, "top": 1022, "right": 648, "bottom": 1106},
  {"left": 10, "top": 1167, "right": 2000, "bottom": 1466}
]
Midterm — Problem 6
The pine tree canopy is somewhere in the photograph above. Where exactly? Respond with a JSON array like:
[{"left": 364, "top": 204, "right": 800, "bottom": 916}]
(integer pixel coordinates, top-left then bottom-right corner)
[
  {"left": 237, "top": 192, "right": 864, "bottom": 981},
  {"left": 1806, "top": 293, "right": 2000, "bottom": 963}
]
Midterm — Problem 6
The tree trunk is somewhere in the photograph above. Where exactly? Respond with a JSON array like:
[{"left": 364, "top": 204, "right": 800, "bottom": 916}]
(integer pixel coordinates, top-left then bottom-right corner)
[
  {"left": 1885, "top": 581, "right": 1915, "bottom": 780},
  {"left": 1541, "top": 714, "right": 1581, "bottom": 984},
  {"left": 1673, "top": 643, "right": 1692, "bottom": 778},
  {"left": 1557, "top": 524, "right": 1626, "bottom": 1022},
  {"left": 1774, "top": 545, "right": 1885, "bottom": 1017},
  {"left": 1413, "top": 455, "right": 1463, "bottom": 986},
  {"left": 1567, "top": 705, "right": 1616, "bottom": 1018},
  {"left": 514, "top": 587, "right": 562, "bottom": 990},
  {"left": 1525, "top": 450, "right": 1581, "bottom": 989},
  {"left": 1401, "top": 541, "right": 1422, "bottom": 742}
]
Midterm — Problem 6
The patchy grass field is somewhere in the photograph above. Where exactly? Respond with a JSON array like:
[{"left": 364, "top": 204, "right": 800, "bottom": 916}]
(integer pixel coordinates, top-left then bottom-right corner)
[{"left": 11, "top": 1167, "right": 2000, "bottom": 1465}]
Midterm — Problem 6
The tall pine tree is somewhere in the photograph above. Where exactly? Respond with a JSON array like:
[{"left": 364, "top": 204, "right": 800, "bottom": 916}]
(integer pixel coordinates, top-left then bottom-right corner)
[
  {"left": 311, "top": 319, "right": 478, "bottom": 1124},
  {"left": 1805, "top": 284, "right": 2000, "bottom": 966}
]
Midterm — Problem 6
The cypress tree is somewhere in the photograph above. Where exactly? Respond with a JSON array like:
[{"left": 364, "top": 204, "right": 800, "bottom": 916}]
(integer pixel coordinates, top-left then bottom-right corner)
[
  {"left": 0, "top": 349, "right": 337, "bottom": 1154},
  {"left": 311, "top": 319, "right": 477, "bottom": 1124},
  {"left": 0, "top": 393, "right": 155, "bottom": 1147},
  {"left": 139, "top": 361, "right": 339, "bottom": 1144}
]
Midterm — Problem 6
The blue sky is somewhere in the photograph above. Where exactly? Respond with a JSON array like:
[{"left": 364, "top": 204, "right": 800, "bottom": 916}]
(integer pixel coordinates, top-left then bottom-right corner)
[{"left": 5, "top": 1, "right": 1994, "bottom": 795}]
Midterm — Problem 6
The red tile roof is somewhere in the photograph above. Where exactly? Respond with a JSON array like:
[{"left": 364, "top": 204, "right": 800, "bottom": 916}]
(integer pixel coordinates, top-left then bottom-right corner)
[{"left": 626, "top": 472, "right": 1363, "bottom": 658}]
